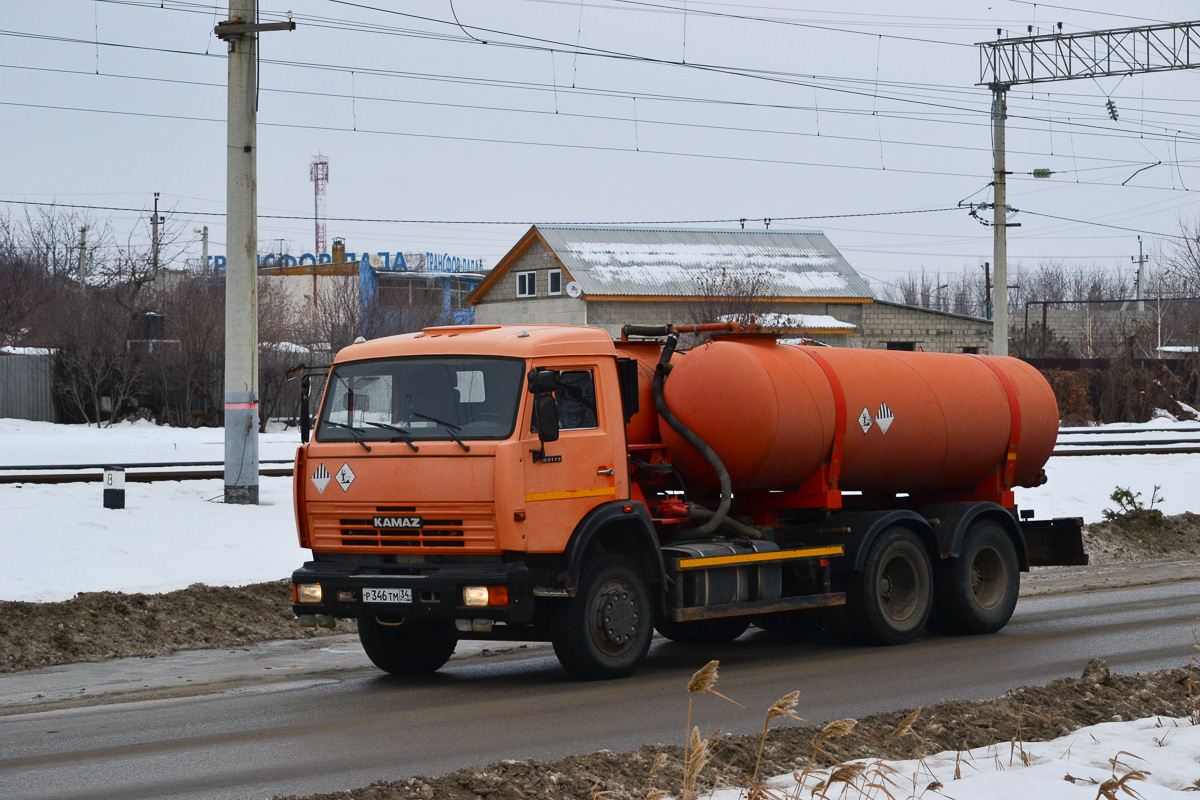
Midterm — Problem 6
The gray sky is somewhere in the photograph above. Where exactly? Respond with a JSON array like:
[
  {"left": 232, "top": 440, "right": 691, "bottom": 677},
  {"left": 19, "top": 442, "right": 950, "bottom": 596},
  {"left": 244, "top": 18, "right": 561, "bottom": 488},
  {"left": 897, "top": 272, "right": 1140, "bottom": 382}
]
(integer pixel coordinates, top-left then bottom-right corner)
[{"left": 5, "top": 0, "right": 1200, "bottom": 295}]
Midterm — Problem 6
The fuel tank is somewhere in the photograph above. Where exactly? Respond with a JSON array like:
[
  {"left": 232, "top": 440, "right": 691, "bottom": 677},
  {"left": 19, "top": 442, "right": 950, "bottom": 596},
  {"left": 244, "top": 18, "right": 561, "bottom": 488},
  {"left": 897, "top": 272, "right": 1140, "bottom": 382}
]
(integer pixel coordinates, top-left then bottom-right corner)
[{"left": 652, "top": 337, "right": 1057, "bottom": 495}]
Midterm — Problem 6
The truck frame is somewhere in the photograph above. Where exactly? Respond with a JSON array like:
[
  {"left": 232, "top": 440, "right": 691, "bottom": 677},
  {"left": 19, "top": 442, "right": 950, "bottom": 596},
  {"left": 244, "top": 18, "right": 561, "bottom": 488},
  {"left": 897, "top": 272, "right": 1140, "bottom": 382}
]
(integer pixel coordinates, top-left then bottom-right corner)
[{"left": 290, "top": 323, "right": 1086, "bottom": 680}]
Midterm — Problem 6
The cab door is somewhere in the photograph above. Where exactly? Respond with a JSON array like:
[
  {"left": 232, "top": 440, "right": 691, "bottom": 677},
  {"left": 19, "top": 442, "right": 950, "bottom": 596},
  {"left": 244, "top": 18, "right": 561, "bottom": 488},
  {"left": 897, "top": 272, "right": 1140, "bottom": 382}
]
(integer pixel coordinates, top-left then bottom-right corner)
[{"left": 520, "top": 362, "right": 626, "bottom": 553}]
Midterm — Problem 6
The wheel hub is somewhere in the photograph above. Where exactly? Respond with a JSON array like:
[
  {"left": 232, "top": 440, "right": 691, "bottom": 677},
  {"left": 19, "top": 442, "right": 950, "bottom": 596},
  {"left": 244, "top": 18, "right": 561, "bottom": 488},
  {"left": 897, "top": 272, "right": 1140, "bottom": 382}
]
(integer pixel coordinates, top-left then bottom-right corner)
[{"left": 600, "top": 589, "right": 638, "bottom": 646}]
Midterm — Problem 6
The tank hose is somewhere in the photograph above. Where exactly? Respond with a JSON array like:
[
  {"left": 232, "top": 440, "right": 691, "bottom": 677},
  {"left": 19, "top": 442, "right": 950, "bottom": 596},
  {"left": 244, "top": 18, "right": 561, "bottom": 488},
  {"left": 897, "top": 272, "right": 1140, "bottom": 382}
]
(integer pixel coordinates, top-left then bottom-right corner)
[{"left": 653, "top": 333, "right": 733, "bottom": 538}]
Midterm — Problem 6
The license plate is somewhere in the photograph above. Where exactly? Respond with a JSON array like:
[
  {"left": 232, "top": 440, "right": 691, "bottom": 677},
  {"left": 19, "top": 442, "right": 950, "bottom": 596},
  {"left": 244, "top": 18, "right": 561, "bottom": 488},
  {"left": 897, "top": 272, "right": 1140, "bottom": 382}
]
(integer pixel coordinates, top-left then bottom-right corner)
[{"left": 361, "top": 587, "right": 412, "bottom": 604}]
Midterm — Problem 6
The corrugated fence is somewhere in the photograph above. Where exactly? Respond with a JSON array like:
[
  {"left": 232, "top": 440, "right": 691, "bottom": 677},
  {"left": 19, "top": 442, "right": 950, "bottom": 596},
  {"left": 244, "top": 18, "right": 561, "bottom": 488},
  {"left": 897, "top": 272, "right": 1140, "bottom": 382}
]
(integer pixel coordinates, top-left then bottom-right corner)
[{"left": 0, "top": 352, "right": 56, "bottom": 422}]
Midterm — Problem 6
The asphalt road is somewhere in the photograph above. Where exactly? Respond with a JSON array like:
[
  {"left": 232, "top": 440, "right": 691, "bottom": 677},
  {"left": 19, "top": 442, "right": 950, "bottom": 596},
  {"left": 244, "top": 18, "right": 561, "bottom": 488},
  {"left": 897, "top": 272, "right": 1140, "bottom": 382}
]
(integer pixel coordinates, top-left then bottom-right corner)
[{"left": 2, "top": 580, "right": 1199, "bottom": 800}]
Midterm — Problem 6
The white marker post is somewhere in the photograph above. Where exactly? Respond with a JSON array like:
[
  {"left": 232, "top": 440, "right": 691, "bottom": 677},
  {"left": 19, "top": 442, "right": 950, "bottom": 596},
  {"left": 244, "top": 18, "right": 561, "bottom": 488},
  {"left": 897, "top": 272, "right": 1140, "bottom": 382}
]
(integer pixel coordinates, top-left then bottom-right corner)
[{"left": 103, "top": 467, "right": 125, "bottom": 510}]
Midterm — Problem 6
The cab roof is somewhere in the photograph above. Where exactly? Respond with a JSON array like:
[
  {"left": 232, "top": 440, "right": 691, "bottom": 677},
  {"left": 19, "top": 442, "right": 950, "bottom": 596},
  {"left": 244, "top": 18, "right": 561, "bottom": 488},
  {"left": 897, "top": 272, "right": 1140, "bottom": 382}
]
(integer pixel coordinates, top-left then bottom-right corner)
[{"left": 334, "top": 324, "right": 619, "bottom": 363}]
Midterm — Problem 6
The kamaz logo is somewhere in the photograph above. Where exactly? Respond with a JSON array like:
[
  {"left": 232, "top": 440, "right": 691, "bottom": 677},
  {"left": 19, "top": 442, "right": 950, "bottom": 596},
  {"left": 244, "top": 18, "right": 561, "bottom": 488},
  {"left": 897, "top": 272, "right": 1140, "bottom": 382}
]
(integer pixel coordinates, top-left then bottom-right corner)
[{"left": 373, "top": 516, "right": 422, "bottom": 529}]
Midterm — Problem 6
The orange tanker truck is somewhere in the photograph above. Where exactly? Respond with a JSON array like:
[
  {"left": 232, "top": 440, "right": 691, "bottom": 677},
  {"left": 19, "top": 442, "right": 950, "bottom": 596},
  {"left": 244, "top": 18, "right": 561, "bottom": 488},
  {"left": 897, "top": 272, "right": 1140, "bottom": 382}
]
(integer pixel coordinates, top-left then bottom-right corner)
[{"left": 289, "top": 322, "right": 1086, "bottom": 680}]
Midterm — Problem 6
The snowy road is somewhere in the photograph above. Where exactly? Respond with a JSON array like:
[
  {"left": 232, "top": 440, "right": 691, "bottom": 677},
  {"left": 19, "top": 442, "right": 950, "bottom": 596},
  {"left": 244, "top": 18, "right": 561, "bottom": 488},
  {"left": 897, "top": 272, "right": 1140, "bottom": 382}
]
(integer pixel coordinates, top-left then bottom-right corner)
[{"left": 1, "top": 580, "right": 1197, "bottom": 800}]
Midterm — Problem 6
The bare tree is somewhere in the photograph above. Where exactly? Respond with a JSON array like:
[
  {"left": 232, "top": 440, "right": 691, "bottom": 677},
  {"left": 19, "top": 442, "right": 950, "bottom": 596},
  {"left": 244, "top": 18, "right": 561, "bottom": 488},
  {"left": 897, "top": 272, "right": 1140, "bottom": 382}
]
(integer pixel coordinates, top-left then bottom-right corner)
[
  {"left": 688, "top": 267, "right": 775, "bottom": 328},
  {"left": 51, "top": 288, "right": 143, "bottom": 426},
  {"left": 0, "top": 247, "right": 47, "bottom": 344},
  {"left": 311, "top": 275, "right": 361, "bottom": 351}
]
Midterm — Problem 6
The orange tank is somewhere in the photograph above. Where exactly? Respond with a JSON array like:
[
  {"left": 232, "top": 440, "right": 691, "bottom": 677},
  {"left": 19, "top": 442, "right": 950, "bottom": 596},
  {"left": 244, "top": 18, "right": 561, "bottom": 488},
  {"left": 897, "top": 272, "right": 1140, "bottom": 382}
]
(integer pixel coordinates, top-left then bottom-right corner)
[{"left": 654, "top": 337, "right": 1057, "bottom": 497}]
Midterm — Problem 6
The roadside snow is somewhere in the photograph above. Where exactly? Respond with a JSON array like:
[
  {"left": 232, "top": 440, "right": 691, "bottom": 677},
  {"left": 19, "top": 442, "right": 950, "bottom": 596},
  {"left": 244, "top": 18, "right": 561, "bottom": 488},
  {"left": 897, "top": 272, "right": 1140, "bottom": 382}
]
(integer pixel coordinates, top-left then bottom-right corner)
[
  {"left": 1017, "top": 454, "right": 1199, "bottom": 523},
  {"left": 0, "top": 418, "right": 299, "bottom": 466},
  {"left": 721, "top": 715, "right": 1200, "bottom": 800},
  {"left": 3, "top": 477, "right": 299, "bottom": 602}
]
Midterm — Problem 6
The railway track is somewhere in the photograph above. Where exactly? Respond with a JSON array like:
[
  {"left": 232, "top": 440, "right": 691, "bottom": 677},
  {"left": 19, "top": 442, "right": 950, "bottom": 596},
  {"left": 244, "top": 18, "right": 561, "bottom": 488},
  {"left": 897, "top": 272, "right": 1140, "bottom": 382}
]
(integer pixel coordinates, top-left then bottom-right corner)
[
  {"left": 0, "top": 460, "right": 295, "bottom": 484},
  {"left": 2, "top": 427, "right": 1198, "bottom": 483}
]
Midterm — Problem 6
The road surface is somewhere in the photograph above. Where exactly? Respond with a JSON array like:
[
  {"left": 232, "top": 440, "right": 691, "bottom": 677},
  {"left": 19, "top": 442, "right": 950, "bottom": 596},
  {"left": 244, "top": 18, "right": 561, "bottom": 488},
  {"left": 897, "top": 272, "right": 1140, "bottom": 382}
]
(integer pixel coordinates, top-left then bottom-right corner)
[{"left": 1, "top": 579, "right": 1197, "bottom": 800}]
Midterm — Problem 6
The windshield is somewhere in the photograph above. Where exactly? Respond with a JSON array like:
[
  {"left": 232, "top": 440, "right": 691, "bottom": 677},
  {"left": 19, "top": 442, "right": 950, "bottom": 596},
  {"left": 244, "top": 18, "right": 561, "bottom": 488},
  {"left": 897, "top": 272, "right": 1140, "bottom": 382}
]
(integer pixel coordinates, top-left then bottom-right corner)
[{"left": 316, "top": 356, "right": 524, "bottom": 442}]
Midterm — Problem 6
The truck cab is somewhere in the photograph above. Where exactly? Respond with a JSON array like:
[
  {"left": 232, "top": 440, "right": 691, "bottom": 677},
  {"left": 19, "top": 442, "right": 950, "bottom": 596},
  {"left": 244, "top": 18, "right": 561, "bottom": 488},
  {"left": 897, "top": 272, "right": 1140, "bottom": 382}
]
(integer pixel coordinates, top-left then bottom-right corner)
[{"left": 291, "top": 325, "right": 653, "bottom": 677}]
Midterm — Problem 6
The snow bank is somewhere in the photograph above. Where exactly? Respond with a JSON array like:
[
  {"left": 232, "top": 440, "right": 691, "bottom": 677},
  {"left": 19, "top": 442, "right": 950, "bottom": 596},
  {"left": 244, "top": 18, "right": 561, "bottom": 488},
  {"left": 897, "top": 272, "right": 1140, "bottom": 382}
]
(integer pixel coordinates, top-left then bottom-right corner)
[{"left": 723, "top": 715, "right": 1200, "bottom": 800}]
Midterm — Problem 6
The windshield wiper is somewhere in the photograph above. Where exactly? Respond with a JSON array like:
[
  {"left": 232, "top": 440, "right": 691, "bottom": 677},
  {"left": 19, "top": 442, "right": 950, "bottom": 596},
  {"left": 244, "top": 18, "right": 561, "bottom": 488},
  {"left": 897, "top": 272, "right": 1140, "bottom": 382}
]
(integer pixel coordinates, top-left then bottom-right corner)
[
  {"left": 323, "top": 420, "right": 373, "bottom": 452},
  {"left": 412, "top": 410, "right": 470, "bottom": 452},
  {"left": 365, "top": 421, "right": 419, "bottom": 452}
]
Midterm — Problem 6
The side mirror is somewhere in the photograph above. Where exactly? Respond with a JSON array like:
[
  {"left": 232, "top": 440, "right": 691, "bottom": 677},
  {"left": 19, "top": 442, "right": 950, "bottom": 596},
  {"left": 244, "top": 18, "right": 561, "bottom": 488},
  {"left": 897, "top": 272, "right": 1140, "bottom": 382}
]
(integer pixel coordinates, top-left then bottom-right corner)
[
  {"left": 299, "top": 374, "right": 313, "bottom": 444},
  {"left": 527, "top": 367, "right": 560, "bottom": 445},
  {"left": 536, "top": 393, "right": 559, "bottom": 443}
]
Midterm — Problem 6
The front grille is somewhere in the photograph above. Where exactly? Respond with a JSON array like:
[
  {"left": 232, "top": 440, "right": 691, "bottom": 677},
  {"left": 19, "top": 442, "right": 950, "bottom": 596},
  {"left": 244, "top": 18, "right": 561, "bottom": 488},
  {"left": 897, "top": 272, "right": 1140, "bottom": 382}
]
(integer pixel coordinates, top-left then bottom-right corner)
[
  {"left": 310, "top": 502, "right": 497, "bottom": 553},
  {"left": 340, "top": 517, "right": 466, "bottom": 548}
]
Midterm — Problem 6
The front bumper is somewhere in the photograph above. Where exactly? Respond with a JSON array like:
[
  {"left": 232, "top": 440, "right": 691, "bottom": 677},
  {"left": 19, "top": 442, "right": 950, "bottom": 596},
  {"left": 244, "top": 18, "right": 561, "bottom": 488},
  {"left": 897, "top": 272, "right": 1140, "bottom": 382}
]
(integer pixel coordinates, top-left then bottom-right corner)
[{"left": 291, "top": 560, "right": 536, "bottom": 623}]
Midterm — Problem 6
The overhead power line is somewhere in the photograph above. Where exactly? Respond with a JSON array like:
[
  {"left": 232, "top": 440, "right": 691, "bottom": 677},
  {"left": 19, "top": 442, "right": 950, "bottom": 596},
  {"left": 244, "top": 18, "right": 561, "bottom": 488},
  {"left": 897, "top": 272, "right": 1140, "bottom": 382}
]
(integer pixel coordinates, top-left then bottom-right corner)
[{"left": 0, "top": 197, "right": 961, "bottom": 225}]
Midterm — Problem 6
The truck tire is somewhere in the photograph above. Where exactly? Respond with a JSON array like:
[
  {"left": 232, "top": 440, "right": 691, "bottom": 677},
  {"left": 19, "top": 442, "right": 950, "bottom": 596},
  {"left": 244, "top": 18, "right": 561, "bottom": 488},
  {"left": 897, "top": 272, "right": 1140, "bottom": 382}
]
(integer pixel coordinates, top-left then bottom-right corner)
[
  {"left": 551, "top": 554, "right": 653, "bottom": 680},
  {"left": 932, "top": 519, "right": 1019, "bottom": 635},
  {"left": 656, "top": 615, "right": 749, "bottom": 643},
  {"left": 358, "top": 615, "right": 458, "bottom": 675},
  {"left": 845, "top": 526, "right": 932, "bottom": 645}
]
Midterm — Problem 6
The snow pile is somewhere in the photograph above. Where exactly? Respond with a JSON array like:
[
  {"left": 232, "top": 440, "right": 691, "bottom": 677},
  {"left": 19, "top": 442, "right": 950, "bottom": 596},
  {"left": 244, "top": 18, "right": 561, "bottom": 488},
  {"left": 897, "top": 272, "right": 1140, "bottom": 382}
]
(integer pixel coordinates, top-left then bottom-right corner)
[{"left": 730, "top": 715, "right": 1200, "bottom": 800}]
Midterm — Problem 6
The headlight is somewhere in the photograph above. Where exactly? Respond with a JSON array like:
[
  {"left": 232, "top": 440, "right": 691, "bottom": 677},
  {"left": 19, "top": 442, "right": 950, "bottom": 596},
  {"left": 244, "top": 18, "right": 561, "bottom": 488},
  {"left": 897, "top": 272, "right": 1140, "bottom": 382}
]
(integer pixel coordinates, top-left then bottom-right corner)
[
  {"left": 463, "top": 586, "right": 509, "bottom": 607},
  {"left": 463, "top": 586, "right": 489, "bottom": 607},
  {"left": 296, "top": 583, "right": 323, "bottom": 604}
]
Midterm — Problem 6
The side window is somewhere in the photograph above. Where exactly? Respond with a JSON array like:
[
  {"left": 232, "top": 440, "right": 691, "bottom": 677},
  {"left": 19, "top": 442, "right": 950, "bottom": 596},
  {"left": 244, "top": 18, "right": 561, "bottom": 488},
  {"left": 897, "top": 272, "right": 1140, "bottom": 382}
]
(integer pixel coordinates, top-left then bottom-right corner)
[
  {"left": 548, "top": 269, "right": 563, "bottom": 296},
  {"left": 530, "top": 370, "right": 599, "bottom": 433},
  {"left": 516, "top": 271, "right": 536, "bottom": 298}
]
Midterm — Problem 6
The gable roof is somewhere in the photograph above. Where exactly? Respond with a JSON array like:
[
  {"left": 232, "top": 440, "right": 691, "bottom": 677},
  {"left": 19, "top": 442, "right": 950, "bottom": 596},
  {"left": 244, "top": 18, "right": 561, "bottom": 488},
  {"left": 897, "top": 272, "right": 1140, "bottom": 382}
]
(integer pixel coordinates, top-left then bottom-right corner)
[{"left": 467, "top": 225, "right": 873, "bottom": 305}]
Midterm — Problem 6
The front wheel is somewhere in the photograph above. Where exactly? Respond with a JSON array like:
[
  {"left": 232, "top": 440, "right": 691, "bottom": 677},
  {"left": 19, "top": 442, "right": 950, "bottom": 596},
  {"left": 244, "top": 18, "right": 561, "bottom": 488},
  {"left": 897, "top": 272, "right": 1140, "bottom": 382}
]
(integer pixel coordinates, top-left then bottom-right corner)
[
  {"left": 845, "top": 526, "right": 933, "bottom": 645},
  {"left": 358, "top": 615, "right": 457, "bottom": 675},
  {"left": 551, "top": 554, "right": 653, "bottom": 680},
  {"left": 931, "top": 520, "right": 1019, "bottom": 635}
]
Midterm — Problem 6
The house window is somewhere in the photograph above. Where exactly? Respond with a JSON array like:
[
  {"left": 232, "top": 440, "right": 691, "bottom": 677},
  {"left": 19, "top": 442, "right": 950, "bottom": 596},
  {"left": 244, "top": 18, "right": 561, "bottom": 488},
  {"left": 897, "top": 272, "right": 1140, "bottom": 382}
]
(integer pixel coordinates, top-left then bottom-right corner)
[
  {"left": 886, "top": 342, "right": 916, "bottom": 351},
  {"left": 516, "top": 271, "right": 536, "bottom": 298},
  {"left": 548, "top": 269, "right": 563, "bottom": 296},
  {"left": 962, "top": 346, "right": 979, "bottom": 354}
]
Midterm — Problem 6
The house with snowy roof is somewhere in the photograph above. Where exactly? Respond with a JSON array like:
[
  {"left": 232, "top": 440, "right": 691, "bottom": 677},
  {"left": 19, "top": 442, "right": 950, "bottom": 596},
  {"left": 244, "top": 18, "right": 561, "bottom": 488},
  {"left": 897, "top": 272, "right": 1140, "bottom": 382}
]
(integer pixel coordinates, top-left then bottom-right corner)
[{"left": 467, "top": 226, "right": 991, "bottom": 352}]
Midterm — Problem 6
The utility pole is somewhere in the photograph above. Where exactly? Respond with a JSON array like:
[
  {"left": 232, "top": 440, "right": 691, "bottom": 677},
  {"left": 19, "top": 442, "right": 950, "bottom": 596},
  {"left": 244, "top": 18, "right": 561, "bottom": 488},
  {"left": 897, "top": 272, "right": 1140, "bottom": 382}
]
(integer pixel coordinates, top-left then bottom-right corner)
[
  {"left": 1133, "top": 236, "right": 1146, "bottom": 313},
  {"left": 151, "top": 192, "right": 164, "bottom": 278},
  {"left": 977, "top": 19, "right": 1200, "bottom": 356},
  {"left": 983, "top": 262, "right": 992, "bottom": 320},
  {"left": 77, "top": 226, "right": 87, "bottom": 290},
  {"left": 194, "top": 226, "right": 210, "bottom": 275},
  {"left": 991, "top": 86, "right": 1009, "bottom": 355},
  {"left": 215, "top": 2, "right": 295, "bottom": 505}
]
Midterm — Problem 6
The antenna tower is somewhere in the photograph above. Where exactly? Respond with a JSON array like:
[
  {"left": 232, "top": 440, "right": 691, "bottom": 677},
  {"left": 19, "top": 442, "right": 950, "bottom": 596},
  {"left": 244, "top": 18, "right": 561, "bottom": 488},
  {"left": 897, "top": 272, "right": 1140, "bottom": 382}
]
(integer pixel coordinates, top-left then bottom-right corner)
[{"left": 309, "top": 153, "right": 329, "bottom": 253}]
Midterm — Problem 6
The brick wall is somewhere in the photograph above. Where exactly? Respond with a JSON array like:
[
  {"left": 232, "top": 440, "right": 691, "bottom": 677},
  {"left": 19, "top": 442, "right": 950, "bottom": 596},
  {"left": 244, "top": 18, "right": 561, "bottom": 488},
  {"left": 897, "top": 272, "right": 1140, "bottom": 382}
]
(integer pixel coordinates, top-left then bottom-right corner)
[{"left": 859, "top": 301, "right": 992, "bottom": 353}]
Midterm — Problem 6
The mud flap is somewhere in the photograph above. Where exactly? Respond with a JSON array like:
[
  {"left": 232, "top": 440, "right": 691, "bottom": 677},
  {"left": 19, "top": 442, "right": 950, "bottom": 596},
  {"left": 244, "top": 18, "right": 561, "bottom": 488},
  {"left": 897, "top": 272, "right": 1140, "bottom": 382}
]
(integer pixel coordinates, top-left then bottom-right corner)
[{"left": 1020, "top": 517, "right": 1088, "bottom": 566}]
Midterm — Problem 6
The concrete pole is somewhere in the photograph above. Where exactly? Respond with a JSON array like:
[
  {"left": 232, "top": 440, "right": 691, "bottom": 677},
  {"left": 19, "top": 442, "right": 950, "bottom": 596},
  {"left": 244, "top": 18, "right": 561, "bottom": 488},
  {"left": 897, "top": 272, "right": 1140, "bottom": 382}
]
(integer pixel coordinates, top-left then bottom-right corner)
[
  {"left": 1135, "top": 236, "right": 1145, "bottom": 313},
  {"left": 77, "top": 226, "right": 87, "bottom": 289},
  {"left": 151, "top": 192, "right": 161, "bottom": 279},
  {"left": 991, "top": 85, "right": 1009, "bottom": 357},
  {"left": 224, "top": 0, "right": 260, "bottom": 505},
  {"left": 200, "top": 226, "right": 209, "bottom": 276}
]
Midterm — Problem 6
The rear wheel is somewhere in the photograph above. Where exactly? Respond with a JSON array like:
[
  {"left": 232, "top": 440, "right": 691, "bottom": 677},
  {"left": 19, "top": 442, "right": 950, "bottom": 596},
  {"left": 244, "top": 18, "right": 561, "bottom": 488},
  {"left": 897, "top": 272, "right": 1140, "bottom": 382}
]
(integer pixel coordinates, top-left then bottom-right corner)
[
  {"left": 932, "top": 520, "right": 1019, "bottom": 635},
  {"left": 358, "top": 615, "right": 457, "bottom": 675},
  {"left": 845, "top": 526, "right": 932, "bottom": 645},
  {"left": 656, "top": 615, "right": 749, "bottom": 643},
  {"left": 551, "top": 554, "right": 653, "bottom": 680}
]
